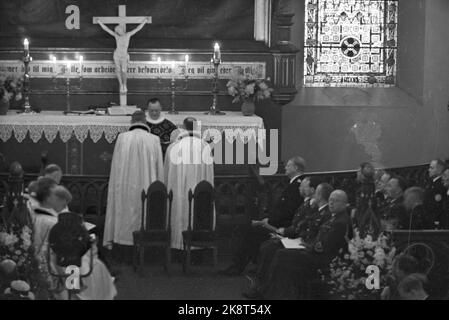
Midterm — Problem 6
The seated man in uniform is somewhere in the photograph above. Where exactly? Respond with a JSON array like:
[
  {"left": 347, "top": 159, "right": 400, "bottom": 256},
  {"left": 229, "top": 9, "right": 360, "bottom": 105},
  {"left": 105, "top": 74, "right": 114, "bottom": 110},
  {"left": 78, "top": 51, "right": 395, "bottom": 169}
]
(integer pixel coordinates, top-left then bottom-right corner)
[
  {"left": 379, "top": 175, "right": 408, "bottom": 231},
  {"left": 219, "top": 157, "right": 305, "bottom": 276},
  {"left": 146, "top": 98, "right": 177, "bottom": 157},
  {"left": 245, "top": 190, "right": 350, "bottom": 300},
  {"left": 247, "top": 181, "right": 333, "bottom": 294}
]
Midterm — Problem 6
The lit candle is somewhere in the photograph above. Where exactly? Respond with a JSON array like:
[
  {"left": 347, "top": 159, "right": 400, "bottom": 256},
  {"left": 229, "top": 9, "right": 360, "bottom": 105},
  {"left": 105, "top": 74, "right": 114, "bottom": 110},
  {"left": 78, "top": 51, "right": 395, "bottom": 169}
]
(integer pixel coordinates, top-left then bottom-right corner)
[
  {"left": 185, "top": 54, "right": 189, "bottom": 69},
  {"left": 213, "top": 42, "right": 221, "bottom": 62},
  {"left": 79, "top": 55, "right": 84, "bottom": 76},
  {"left": 157, "top": 57, "right": 162, "bottom": 72},
  {"left": 23, "top": 38, "right": 29, "bottom": 51},
  {"left": 51, "top": 55, "right": 57, "bottom": 76}
]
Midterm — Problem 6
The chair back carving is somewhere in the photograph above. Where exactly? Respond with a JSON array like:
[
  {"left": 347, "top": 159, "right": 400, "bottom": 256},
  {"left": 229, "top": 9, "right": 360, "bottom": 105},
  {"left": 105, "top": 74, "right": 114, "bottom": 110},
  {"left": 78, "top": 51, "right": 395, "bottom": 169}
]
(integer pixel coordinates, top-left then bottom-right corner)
[
  {"left": 140, "top": 181, "right": 172, "bottom": 232},
  {"left": 188, "top": 181, "right": 215, "bottom": 232}
]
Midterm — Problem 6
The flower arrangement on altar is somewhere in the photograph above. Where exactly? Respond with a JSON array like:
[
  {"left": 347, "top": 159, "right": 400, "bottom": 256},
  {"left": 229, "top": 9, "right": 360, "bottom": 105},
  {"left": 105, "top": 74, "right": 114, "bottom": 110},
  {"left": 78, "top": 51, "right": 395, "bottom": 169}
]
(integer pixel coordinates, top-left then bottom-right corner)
[
  {"left": 226, "top": 76, "right": 273, "bottom": 104},
  {"left": 0, "top": 75, "right": 23, "bottom": 103},
  {"left": 321, "top": 229, "right": 397, "bottom": 300},
  {"left": 226, "top": 76, "right": 273, "bottom": 116}
]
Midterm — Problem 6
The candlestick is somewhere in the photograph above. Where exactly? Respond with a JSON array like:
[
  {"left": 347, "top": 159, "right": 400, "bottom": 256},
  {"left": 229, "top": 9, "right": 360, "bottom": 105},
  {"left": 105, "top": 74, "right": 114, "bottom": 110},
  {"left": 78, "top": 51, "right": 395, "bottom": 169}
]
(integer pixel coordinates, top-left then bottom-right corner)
[
  {"left": 206, "top": 58, "right": 225, "bottom": 116},
  {"left": 22, "top": 41, "right": 32, "bottom": 113},
  {"left": 51, "top": 57, "right": 82, "bottom": 114}
]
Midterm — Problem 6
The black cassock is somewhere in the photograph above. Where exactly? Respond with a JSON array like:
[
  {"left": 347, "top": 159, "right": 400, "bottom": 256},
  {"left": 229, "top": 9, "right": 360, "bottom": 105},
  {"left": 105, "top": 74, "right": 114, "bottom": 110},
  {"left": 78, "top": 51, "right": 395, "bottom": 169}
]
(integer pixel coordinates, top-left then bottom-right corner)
[{"left": 147, "top": 118, "right": 177, "bottom": 157}]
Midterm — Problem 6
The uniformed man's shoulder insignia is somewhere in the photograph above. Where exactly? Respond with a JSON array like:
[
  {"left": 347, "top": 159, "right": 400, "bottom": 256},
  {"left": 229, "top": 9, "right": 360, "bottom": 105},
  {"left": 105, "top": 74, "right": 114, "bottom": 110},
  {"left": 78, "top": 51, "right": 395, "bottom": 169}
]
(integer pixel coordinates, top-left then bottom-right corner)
[
  {"left": 314, "top": 241, "right": 323, "bottom": 253},
  {"left": 435, "top": 194, "right": 442, "bottom": 202}
]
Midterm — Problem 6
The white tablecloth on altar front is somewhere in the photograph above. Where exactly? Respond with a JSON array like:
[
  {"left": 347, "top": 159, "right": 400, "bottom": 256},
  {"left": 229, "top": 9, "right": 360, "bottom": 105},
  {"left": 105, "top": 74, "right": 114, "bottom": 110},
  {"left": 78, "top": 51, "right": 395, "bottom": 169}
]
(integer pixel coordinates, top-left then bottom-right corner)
[{"left": 0, "top": 111, "right": 265, "bottom": 144}]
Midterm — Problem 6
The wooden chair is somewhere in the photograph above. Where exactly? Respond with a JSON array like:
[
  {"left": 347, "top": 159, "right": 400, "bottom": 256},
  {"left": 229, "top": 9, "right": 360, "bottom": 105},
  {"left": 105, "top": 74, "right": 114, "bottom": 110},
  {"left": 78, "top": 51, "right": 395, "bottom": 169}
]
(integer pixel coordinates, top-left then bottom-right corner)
[
  {"left": 182, "top": 180, "right": 217, "bottom": 274},
  {"left": 133, "top": 181, "right": 173, "bottom": 275}
]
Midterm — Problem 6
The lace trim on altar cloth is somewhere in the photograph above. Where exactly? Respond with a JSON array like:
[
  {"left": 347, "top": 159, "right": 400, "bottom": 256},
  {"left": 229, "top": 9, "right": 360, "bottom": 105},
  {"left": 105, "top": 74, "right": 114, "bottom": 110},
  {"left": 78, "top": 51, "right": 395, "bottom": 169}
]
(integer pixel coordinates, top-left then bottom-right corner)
[{"left": 0, "top": 124, "right": 265, "bottom": 144}]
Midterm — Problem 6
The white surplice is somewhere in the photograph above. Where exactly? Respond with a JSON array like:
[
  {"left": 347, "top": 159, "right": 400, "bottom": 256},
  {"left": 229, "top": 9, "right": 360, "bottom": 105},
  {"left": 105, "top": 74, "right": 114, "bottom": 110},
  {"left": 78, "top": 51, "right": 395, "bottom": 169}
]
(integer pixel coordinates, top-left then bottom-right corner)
[
  {"left": 103, "top": 124, "right": 164, "bottom": 247},
  {"left": 164, "top": 132, "right": 214, "bottom": 249}
]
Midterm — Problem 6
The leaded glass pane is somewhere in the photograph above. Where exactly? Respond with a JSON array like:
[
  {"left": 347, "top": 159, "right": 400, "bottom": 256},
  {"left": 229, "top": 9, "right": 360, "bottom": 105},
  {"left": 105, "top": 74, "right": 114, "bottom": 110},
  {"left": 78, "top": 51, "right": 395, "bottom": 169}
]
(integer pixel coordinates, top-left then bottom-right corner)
[{"left": 304, "top": 0, "right": 398, "bottom": 87}]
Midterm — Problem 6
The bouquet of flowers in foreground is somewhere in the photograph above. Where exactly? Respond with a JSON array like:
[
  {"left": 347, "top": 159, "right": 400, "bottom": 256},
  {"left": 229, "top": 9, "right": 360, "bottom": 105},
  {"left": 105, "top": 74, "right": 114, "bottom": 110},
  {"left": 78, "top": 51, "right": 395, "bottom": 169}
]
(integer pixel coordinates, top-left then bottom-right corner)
[
  {"left": 321, "top": 229, "right": 397, "bottom": 300},
  {"left": 0, "top": 204, "right": 50, "bottom": 300}
]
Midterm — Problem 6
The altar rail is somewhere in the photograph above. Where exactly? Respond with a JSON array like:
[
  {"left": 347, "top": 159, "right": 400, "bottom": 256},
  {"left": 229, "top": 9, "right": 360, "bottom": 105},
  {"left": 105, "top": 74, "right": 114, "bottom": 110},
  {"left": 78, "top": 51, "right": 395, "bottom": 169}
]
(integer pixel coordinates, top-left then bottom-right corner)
[{"left": 0, "top": 163, "right": 430, "bottom": 235}]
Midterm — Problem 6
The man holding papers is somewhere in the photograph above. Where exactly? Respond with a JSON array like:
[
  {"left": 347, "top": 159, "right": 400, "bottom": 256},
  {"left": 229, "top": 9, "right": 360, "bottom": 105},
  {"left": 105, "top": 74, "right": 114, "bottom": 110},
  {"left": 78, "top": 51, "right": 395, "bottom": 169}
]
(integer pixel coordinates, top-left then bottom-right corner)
[
  {"left": 219, "top": 157, "right": 306, "bottom": 276},
  {"left": 244, "top": 190, "right": 351, "bottom": 300},
  {"left": 248, "top": 181, "right": 333, "bottom": 294}
]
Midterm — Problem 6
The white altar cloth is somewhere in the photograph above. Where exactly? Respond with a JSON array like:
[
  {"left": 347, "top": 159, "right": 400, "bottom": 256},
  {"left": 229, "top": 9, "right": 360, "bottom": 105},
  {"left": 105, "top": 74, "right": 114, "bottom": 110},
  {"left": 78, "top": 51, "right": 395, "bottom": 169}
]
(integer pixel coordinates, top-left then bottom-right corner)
[{"left": 0, "top": 111, "right": 265, "bottom": 144}]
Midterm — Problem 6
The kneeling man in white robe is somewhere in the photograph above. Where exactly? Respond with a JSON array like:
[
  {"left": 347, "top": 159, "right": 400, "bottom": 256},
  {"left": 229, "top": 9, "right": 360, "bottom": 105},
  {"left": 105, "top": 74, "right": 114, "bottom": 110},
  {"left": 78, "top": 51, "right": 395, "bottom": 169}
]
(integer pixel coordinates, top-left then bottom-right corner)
[
  {"left": 104, "top": 110, "right": 164, "bottom": 248},
  {"left": 165, "top": 117, "right": 214, "bottom": 250}
]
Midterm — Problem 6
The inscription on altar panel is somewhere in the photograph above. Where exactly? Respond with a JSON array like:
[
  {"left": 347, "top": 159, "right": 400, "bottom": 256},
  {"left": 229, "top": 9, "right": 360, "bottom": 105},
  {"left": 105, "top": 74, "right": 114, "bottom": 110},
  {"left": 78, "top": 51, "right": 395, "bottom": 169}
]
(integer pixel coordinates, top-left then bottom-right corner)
[{"left": 0, "top": 61, "right": 266, "bottom": 80}]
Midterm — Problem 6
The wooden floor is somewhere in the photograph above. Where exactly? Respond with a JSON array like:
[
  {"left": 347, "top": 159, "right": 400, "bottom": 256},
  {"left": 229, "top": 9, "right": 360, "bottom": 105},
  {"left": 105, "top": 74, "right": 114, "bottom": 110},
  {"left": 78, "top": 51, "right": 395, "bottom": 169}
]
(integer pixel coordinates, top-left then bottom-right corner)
[{"left": 113, "top": 258, "right": 247, "bottom": 300}]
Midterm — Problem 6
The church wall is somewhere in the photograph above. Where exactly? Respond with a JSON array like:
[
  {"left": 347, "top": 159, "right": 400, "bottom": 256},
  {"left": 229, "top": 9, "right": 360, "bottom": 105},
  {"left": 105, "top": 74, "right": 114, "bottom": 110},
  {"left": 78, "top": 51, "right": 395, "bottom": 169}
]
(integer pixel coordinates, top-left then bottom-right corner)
[
  {"left": 422, "top": 0, "right": 449, "bottom": 161},
  {"left": 281, "top": 0, "right": 449, "bottom": 172}
]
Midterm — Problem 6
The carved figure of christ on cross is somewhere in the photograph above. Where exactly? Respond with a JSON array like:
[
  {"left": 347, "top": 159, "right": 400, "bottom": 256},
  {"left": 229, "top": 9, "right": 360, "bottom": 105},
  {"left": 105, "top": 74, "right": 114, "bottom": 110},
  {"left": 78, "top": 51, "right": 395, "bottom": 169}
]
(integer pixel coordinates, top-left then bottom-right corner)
[{"left": 93, "top": 5, "right": 151, "bottom": 105}]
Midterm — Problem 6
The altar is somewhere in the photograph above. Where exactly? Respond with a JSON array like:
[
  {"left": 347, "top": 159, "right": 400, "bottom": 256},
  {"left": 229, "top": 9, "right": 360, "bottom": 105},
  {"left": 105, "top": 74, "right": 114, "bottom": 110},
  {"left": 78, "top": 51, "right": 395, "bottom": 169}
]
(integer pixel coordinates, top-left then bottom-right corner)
[
  {"left": 0, "top": 111, "right": 265, "bottom": 175},
  {"left": 0, "top": 0, "right": 299, "bottom": 177}
]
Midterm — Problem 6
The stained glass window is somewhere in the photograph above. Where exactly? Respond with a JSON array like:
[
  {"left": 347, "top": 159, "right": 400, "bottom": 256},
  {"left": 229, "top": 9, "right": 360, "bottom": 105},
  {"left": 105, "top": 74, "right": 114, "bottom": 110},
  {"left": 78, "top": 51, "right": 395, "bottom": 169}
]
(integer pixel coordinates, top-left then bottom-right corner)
[{"left": 304, "top": 0, "right": 398, "bottom": 87}]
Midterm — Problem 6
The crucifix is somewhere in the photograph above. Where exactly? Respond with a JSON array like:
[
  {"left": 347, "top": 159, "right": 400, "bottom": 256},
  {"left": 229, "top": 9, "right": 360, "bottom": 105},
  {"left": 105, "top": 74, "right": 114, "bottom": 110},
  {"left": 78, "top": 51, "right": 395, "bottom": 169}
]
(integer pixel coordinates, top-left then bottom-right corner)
[{"left": 93, "top": 5, "right": 152, "bottom": 107}]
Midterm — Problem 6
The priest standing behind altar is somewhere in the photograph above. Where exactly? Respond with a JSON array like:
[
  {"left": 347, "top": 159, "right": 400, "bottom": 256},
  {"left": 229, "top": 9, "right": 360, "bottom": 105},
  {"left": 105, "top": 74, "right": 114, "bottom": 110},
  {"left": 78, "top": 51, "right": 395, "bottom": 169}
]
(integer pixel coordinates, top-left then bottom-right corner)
[
  {"left": 165, "top": 117, "right": 214, "bottom": 250},
  {"left": 146, "top": 98, "right": 178, "bottom": 157},
  {"left": 103, "top": 110, "right": 164, "bottom": 249}
]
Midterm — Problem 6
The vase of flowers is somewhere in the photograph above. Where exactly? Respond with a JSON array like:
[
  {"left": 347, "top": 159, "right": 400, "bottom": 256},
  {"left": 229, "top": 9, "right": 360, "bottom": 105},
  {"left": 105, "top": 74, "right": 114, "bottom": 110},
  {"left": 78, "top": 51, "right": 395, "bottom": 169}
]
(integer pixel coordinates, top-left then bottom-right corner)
[
  {"left": 0, "top": 99, "right": 9, "bottom": 116},
  {"left": 226, "top": 76, "right": 273, "bottom": 116},
  {"left": 320, "top": 229, "right": 397, "bottom": 300},
  {"left": 0, "top": 75, "right": 24, "bottom": 115},
  {"left": 241, "top": 100, "right": 256, "bottom": 117}
]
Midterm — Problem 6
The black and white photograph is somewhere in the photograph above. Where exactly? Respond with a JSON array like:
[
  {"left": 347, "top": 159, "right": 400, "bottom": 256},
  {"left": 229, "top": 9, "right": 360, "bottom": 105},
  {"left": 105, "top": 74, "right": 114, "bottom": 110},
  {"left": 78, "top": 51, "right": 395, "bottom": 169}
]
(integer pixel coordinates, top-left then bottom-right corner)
[{"left": 0, "top": 0, "right": 449, "bottom": 305}]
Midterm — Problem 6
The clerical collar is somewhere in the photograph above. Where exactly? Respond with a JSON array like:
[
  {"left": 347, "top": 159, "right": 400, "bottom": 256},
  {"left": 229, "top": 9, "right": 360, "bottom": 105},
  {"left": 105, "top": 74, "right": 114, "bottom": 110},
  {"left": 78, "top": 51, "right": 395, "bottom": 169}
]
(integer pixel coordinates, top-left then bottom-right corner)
[
  {"left": 146, "top": 114, "right": 166, "bottom": 125},
  {"left": 129, "top": 123, "right": 150, "bottom": 132},
  {"left": 290, "top": 175, "right": 301, "bottom": 184}
]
